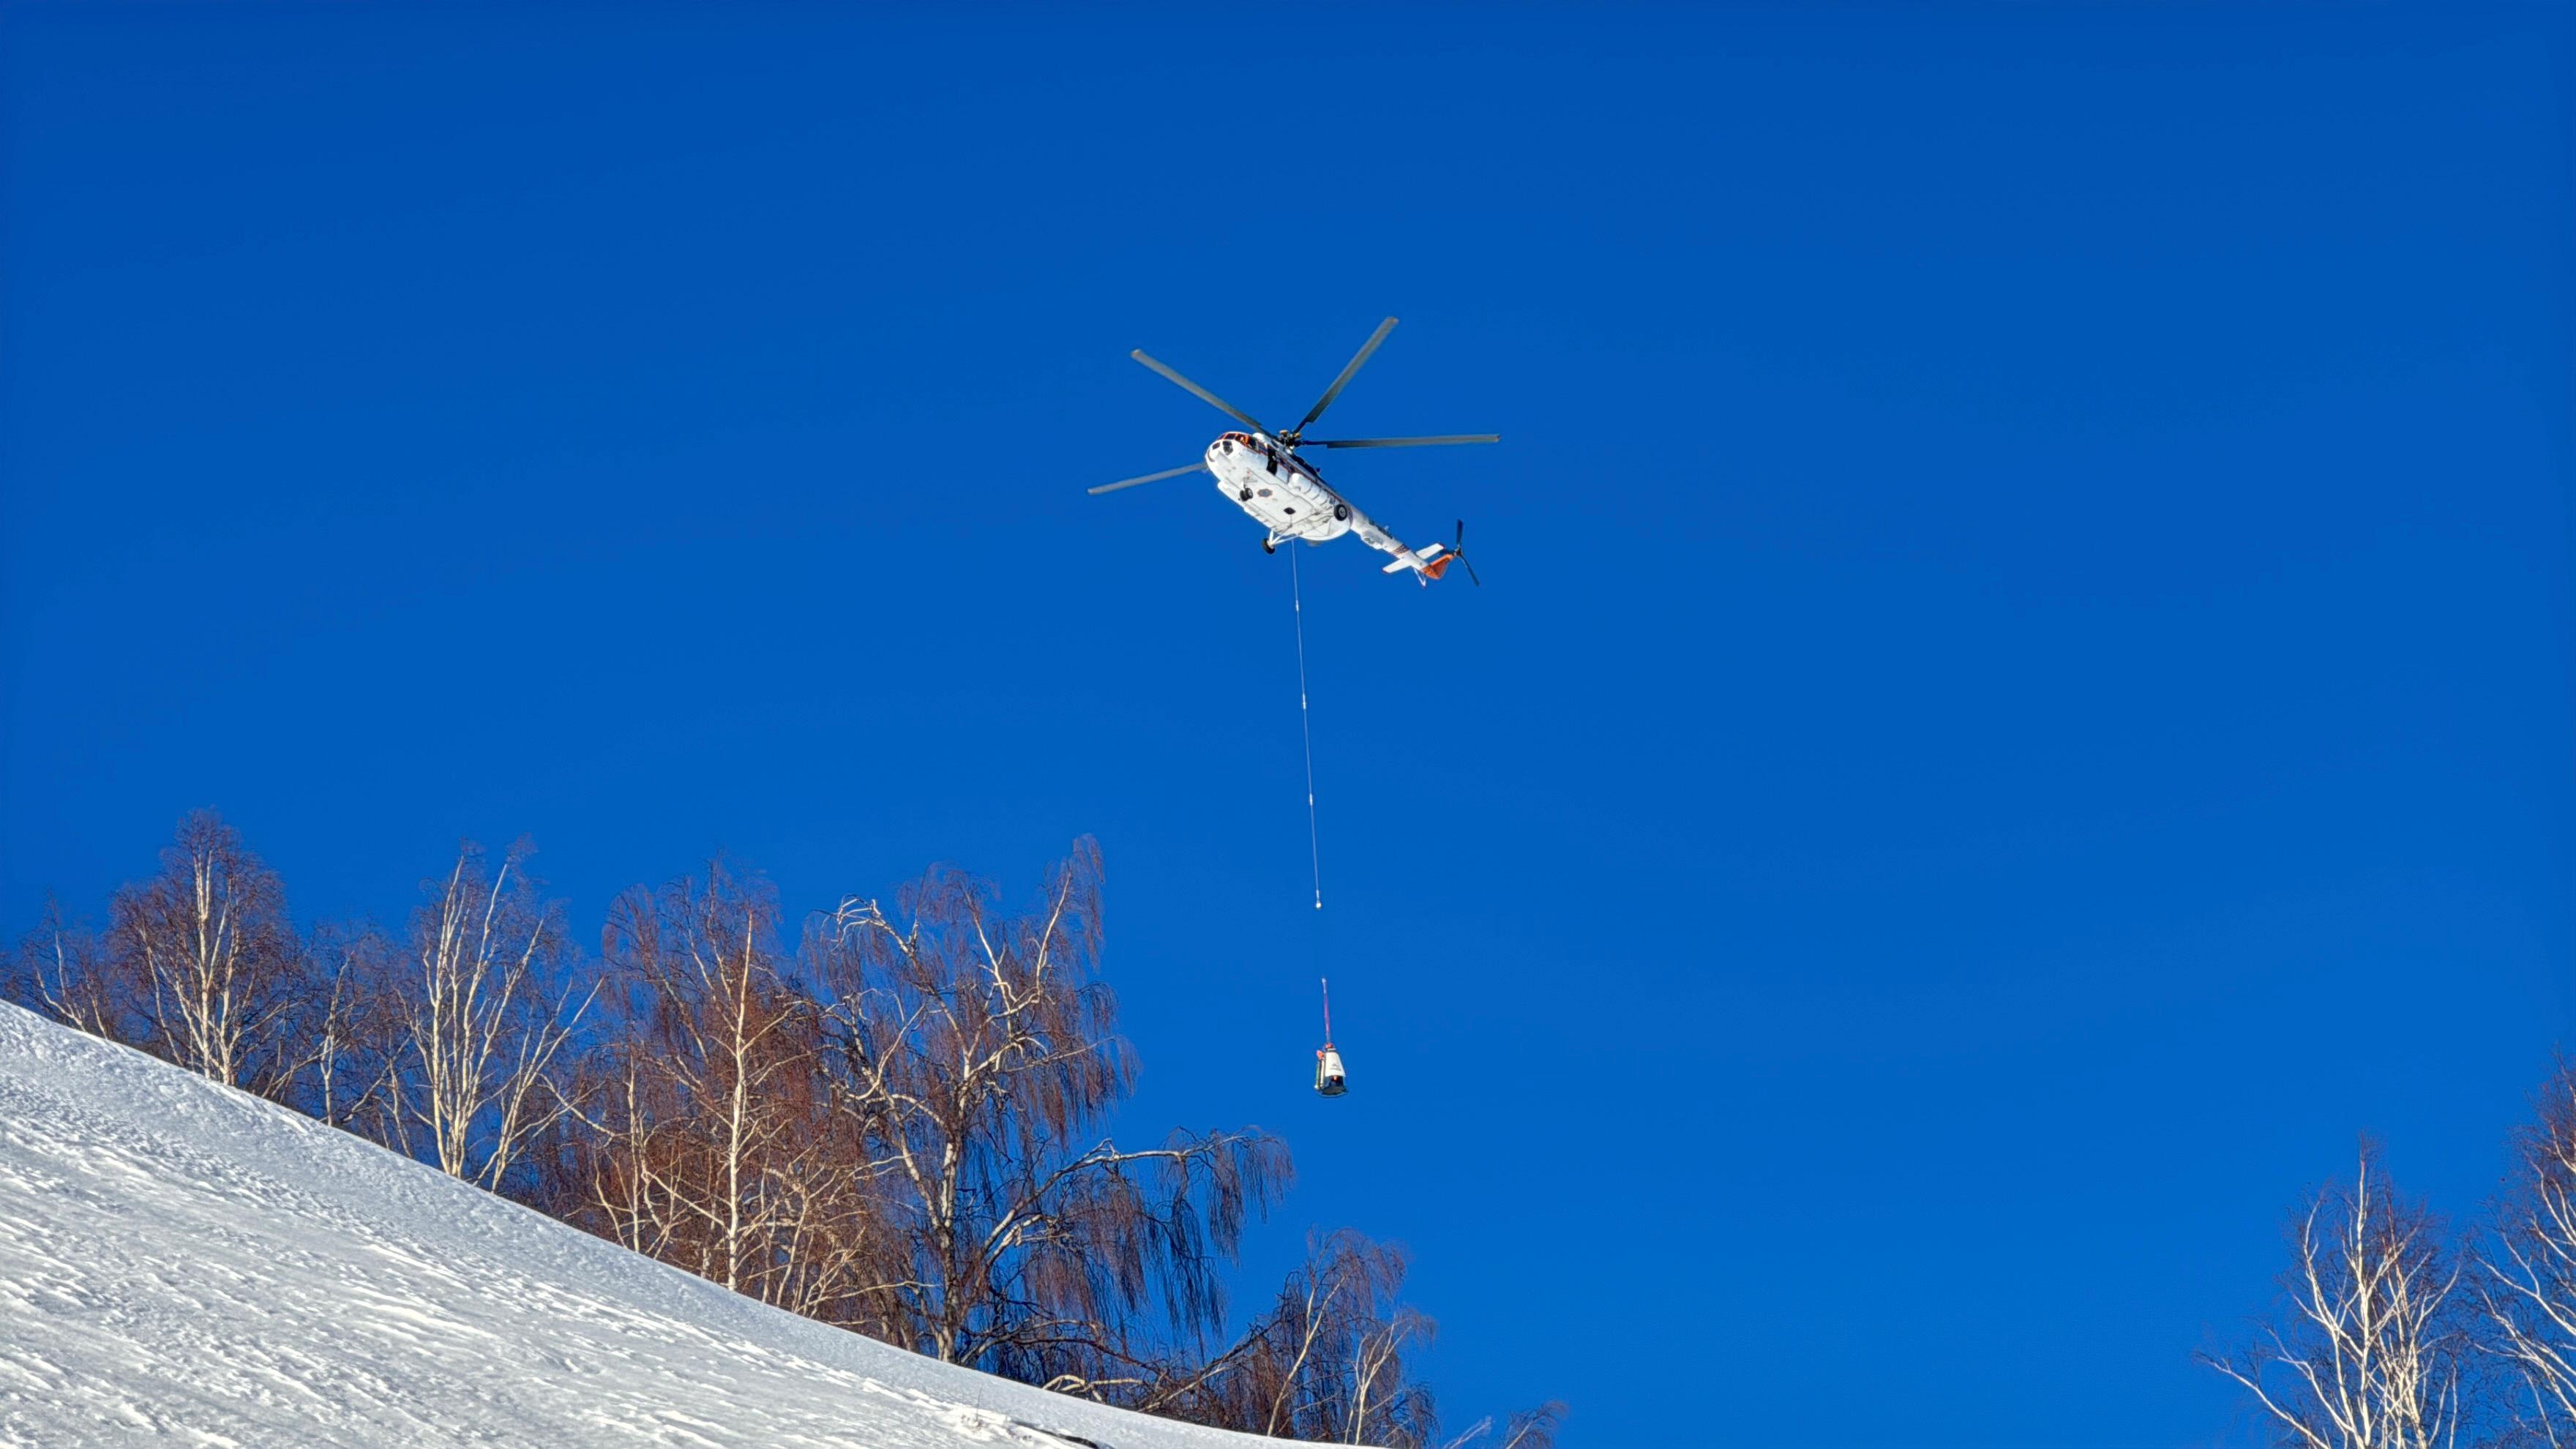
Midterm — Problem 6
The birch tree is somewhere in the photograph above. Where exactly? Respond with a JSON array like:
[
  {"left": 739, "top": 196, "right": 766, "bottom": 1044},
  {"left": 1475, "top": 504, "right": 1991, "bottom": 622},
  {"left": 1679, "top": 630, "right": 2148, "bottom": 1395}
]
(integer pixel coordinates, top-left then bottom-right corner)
[
  {"left": 574, "top": 864, "right": 899, "bottom": 1321},
  {"left": 281, "top": 919, "right": 402, "bottom": 1137},
  {"left": 2205, "top": 1144, "right": 2466, "bottom": 1449},
  {"left": 383, "top": 842, "right": 592, "bottom": 1191},
  {"left": 2479, "top": 1060, "right": 2576, "bottom": 1442},
  {"left": 12, "top": 898, "right": 114, "bottom": 1041},
  {"left": 87, "top": 812, "right": 308, "bottom": 1096},
  {"left": 810, "top": 839, "right": 1289, "bottom": 1385},
  {"left": 1248, "top": 1230, "right": 1438, "bottom": 1445},
  {"left": 1139, "top": 1229, "right": 1560, "bottom": 1449}
]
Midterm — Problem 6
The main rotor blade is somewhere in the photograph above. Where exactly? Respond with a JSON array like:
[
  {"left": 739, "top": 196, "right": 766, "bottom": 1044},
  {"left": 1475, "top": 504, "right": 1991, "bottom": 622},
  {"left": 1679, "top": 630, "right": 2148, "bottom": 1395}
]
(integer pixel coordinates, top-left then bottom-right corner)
[
  {"left": 1131, "top": 350, "right": 1268, "bottom": 434},
  {"left": 1302, "top": 434, "right": 1500, "bottom": 449},
  {"left": 1088, "top": 462, "right": 1208, "bottom": 495},
  {"left": 1289, "top": 316, "right": 1397, "bottom": 438}
]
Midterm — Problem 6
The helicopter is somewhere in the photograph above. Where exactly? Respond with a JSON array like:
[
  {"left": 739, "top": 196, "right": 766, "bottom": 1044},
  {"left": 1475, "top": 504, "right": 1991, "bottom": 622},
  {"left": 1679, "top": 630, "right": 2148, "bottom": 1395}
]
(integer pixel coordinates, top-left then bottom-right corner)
[{"left": 1090, "top": 318, "right": 1497, "bottom": 585}]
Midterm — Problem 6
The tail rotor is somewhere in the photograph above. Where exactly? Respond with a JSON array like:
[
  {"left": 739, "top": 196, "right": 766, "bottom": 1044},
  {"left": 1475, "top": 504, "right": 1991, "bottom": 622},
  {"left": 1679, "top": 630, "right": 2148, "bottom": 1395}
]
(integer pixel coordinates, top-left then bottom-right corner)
[{"left": 1448, "top": 520, "right": 1480, "bottom": 587}]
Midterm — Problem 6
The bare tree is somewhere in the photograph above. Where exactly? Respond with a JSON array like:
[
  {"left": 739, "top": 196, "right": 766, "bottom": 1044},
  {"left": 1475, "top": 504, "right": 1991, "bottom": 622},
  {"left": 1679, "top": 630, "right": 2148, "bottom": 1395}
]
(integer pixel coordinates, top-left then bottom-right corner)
[
  {"left": 2476, "top": 1060, "right": 2576, "bottom": 1442},
  {"left": 282, "top": 918, "right": 402, "bottom": 1136},
  {"left": 567, "top": 863, "right": 900, "bottom": 1323},
  {"left": 2206, "top": 1143, "right": 2465, "bottom": 1449},
  {"left": 377, "top": 842, "right": 592, "bottom": 1191},
  {"left": 1258, "top": 1230, "right": 1439, "bottom": 1445},
  {"left": 1137, "top": 1229, "right": 1560, "bottom": 1449},
  {"left": 12, "top": 897, "right": 114, "bottom": 1039},
  {"left": 1440, "top": 1404, "right": 1568, "bottom": 1449},
  {"left": 809, "top": 839, "right": 1290, "bottom": 1385},
  {"left": 67, "top": 812, "right": 310, "bottom": 1096}
]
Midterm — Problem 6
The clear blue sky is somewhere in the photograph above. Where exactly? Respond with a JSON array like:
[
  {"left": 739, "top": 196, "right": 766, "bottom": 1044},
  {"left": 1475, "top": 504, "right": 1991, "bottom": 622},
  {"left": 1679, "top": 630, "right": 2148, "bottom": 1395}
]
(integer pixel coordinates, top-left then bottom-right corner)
[{"left": 3, "top": 6, "right": 2569, "bottom": 1445}]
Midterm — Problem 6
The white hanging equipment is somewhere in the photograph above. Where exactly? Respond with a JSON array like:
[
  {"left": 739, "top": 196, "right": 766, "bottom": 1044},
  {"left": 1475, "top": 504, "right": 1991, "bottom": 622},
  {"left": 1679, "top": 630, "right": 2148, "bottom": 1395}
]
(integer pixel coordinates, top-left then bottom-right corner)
[{"left": 1314, "top": 977, "right": 1347, "bottom": 1097}]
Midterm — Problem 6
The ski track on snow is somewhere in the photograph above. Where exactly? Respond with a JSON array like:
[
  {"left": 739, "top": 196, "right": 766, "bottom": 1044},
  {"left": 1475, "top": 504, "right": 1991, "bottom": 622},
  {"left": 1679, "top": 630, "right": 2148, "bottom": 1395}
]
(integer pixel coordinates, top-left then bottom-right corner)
[{"left": 0, "top": 1003, "right": 1306, "bottom": 1448}]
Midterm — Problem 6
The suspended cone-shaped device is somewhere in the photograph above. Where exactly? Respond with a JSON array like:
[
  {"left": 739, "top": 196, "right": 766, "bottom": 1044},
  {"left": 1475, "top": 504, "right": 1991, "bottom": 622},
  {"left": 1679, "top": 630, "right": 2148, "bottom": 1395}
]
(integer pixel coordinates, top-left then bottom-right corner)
[
  {"left": 1314, "top": 1045, "right": 1347, "bottom": 1097},
  {"left": 1314, "top": 978, "right": 1348, "bottom": 1097}
]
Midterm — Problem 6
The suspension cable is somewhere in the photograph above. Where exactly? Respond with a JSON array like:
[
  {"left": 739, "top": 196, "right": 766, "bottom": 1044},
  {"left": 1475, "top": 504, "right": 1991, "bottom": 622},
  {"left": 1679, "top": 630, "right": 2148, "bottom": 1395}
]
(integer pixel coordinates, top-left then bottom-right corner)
[{"left": 1290, "top": 547, "right": 1323, "bottom": 910}]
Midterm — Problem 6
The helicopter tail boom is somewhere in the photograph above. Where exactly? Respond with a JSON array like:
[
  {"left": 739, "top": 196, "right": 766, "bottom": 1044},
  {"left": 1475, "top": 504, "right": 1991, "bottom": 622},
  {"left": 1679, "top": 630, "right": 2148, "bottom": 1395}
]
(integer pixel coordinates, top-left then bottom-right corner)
[{"left": 1379, "top": 542, "right": 1450, "bottom": 580}]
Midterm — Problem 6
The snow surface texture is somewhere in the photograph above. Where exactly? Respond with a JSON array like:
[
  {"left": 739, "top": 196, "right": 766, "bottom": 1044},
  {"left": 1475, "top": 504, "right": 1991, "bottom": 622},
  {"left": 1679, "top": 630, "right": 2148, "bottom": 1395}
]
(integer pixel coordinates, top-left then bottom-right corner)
[{"left": 0, "top": 1003, "right": 1308, "bottom": 1448}]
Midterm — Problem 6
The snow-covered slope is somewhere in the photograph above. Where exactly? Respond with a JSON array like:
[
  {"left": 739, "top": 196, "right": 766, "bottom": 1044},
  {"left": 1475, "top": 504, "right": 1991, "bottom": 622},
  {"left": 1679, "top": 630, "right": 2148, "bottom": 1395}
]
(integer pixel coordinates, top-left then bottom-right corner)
[{"left": 0, "top": 1003, "right": 1298, "bottom": 1448}]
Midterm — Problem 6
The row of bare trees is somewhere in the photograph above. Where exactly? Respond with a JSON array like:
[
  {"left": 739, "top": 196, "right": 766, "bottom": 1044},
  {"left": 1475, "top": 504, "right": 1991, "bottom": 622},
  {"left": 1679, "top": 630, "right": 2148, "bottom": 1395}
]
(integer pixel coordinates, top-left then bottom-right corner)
[
  {"left": 2209, "top": 1073, "right": 2576, "bottom": 1448},
  {"left": 7, "top": 811, "right": 1560, "bottom": 1449},
  {"left": 18, "top": 815, "right": 585, "bottom": 1191}
]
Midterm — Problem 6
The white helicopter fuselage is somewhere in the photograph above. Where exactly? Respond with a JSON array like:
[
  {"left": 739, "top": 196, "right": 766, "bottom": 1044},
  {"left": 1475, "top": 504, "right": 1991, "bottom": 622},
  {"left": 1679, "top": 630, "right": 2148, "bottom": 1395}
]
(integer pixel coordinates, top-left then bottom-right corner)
[
  {"left": 1208, "top": 432, "right": 1352, "bottom": 541},
  {"left": 1205, "top": 431, "right": 1450, "bottom": 577}
]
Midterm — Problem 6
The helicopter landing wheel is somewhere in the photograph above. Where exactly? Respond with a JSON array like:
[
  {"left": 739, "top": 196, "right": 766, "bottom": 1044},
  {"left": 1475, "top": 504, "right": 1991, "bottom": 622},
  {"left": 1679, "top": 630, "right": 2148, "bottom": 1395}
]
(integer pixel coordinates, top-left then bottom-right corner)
[
  {"left": 1333, "top": 503, "right": 1350, "bottom": 521},
  {"left": 1262, "top": 538, "right": 1277, "bottom": 555},
  {"left": 1239, "top": 489, "right": 1254, "bottom": 502}
]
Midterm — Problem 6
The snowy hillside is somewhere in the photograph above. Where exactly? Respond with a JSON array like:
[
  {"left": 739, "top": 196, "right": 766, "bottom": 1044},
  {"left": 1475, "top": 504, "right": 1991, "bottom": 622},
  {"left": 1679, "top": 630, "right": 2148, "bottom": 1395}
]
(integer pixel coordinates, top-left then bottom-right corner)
[{"left": 0, "top": 1003, "right": 1306, "bottom": 1448}]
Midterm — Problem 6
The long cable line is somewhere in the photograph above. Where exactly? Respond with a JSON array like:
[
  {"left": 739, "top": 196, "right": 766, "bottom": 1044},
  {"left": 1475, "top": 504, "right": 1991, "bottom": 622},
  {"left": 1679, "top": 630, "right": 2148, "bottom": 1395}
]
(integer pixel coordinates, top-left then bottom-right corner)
[{"left": 1290, "top": 547, "right": 1323, "bottom": 910}]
